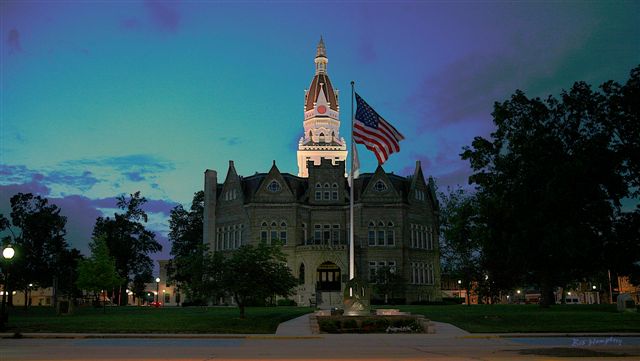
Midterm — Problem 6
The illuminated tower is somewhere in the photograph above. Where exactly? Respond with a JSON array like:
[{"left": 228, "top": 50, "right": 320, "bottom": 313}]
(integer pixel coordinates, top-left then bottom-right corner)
[{"left": 296, "top": 37, "right": 348, "bottom": 177}]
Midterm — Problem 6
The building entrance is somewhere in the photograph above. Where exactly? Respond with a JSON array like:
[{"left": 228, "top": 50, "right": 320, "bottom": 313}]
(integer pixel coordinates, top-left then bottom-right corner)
[{"left": 316, "top": 262, "right": 341, "bottom": 291}]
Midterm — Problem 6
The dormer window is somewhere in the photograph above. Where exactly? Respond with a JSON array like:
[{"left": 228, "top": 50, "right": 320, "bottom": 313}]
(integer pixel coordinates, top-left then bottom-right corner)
[
  {"left": 373, "top": 180, "right": 388, "bottom": 192},
  {"left": 267, "top": 180, "right": 281, "bottom": 193}
]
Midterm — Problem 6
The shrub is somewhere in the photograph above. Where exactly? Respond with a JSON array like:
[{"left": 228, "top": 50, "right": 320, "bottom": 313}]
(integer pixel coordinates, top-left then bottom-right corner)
[
  {"left": 277, "top": 299, "right": 297, "bottom": 306},
  {"left": 361, "top": 318, "right": 390, "bottom": 333},
  {"left": 318, "top": 319, "right": 341, "bottom": 333}
]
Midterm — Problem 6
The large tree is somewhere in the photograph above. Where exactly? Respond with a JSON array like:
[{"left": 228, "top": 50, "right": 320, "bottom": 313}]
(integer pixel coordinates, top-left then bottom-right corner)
[
  {"left": 167, "top": 191, "right": 205, "bottom": 303},
  {"left": 461, "top": 66, "right": 640, "bottom": 306},
  {"left": 76, "top": 236, "right": 122, "bottom": 309},
  {"left": 92, "top": 191, "right": 161, "bottom": 305},
  {"left": 1, "top": 193, "right": 75, "bottom": 307},
  {"left": 222, "top": 243, "right": 297, "bottom": 318},
  {"left": 438, "top": 187, "right": 487, "bottom": 303}
]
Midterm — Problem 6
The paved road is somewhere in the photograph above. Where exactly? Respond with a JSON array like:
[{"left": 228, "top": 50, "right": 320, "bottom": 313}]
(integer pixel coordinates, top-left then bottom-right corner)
[{"left": 2, "top": 334, "right": 639, "bottom": 361}]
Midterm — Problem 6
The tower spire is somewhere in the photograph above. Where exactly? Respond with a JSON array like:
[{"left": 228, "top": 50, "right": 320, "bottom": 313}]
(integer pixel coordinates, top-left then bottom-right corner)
[
  {"left": 316, "top": 36, "right": 326, "bottom": 58},
  {"left": 315, "top": 36, "right": 328, "bottom": 75}
]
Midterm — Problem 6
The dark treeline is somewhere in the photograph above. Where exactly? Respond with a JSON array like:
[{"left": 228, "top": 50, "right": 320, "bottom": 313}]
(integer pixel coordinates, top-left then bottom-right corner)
[{"left": 441, "top": 65, "right": 640, "bottom": 306}]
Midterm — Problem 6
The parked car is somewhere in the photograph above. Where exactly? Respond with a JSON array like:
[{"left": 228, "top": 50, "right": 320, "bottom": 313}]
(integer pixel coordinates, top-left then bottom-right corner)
[{"left": 150, "top": 301, "right": 163, "bottom": 308}]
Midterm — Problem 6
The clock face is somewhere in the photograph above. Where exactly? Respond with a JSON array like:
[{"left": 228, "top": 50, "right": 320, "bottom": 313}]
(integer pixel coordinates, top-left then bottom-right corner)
[{"left": 317, "top": 105, "right": 327, "bottom": 114}]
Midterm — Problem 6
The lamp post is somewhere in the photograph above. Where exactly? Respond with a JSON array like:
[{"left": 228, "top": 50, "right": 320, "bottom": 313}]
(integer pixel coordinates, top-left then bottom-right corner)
[
  {"left": 155, "top": 277, "right": 160, "bottom": 305},
  {"left": 1, "top": 245, "right": 16, "bottom": 330}
]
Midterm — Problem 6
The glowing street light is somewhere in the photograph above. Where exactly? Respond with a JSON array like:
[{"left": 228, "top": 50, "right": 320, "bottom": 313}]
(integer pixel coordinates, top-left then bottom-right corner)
[
  {"left": 1, "top": 245, "right": 16, "bottom": 330},
  {"left": 155, "top": 278, "right": 160, "bottom": 305}
]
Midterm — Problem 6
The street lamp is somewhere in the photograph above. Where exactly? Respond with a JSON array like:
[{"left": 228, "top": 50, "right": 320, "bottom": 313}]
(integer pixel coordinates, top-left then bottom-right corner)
[
  {"left": 155, "top": 277, "right": 160, "bottom": 305},
  {"left": 1, "top": 245, "right": 16, "bottom": 330}
]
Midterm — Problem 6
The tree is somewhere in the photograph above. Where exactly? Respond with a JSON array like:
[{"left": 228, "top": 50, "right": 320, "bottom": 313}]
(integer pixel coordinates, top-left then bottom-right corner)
[
  {"left": 1, "top": 193, "right": 75, "bottom": 307},
  {"left": 372, "top": 266, "right": 406, "bottom": 304},
  {"left": 461, "top": 65, "right": 640, "bottom": 306},
  {"left": 438, "top": 187, "right": 486, "bottom": 303},
  {"left": 222, "top": 243, "right": 297, "bottom": 318},
  {"left": 167, "top": 191, "right": 205, "bottom": 303},
  {"left": 76, "top": 236, "right": 122, "bottom": 310},
  {"left": 92, "top": 192, "right": 161, "bottom": 305}
]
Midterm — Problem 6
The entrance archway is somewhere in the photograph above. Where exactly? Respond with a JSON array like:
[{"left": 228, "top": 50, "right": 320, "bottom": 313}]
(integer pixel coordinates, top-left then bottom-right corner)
[{"left": 316, "top": 262, "right": 341, "bottom": 291}]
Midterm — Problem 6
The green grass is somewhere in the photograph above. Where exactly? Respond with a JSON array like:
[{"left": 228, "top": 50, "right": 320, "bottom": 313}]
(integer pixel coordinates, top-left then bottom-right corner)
[
  {"left": 5, "top": 306, "right": 313, "bottom": 334},
  {"left": 394, "top": 304, "right": 640, "bottom": 333},
  {"left": 6, "top": 304, "right": 639, "bottom": 334}
]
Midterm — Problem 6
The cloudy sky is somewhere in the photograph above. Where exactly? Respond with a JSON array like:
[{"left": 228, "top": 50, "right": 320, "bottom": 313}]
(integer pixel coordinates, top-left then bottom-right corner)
[{"left": 1, "top": 1, "right": 639, "bottom": 260}]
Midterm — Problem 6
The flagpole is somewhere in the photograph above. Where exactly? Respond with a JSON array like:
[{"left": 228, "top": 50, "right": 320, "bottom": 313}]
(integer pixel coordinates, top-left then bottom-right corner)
[{"left": 349, "top": 81, "right": 355, "bottom": 280}]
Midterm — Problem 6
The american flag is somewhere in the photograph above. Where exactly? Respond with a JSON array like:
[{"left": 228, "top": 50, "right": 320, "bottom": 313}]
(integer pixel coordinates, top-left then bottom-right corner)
[{"left": 353, "top": 92, "right": 405, "bottom": 164}]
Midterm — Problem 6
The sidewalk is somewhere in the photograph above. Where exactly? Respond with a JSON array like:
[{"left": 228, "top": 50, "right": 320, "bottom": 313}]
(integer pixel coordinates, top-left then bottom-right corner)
[{"left": 275, "top": 313, "right": 314, "bottom": 336}]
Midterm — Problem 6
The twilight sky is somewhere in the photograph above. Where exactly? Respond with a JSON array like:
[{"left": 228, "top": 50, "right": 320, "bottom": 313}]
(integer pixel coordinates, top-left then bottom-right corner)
[{"left": 1, "top": 1, "right": 639, "bottom": 260}]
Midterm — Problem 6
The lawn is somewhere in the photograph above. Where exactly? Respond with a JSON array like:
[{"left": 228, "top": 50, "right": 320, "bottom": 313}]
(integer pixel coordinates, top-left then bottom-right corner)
[
  {"left": 395, "top": 304, "right": 640, "bottom": 333},
  {"left": 6, "top": 304, "right": 639, "bottom": 334},
  {"left": 5, "top": 306, "right": 313, "bottom": 334}
]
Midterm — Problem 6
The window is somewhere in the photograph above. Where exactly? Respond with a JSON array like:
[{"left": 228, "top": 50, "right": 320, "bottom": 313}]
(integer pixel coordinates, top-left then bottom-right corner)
[
  {"left": 299, "top": 264, "right": 305, "bottom": 285},
  {"left": 315, "top": 191, "right": 321, "bottom": 200},
  {"left": 369, "top": 261, "right": 377, "bottom": 281},
  {"left": 314, "top": 224, "right": 322, "bottom": 243},
  {"left": 332, "top": 225, "right": 340, "bottom": 244},
  {"left": 323, "top": 225, "right": 331, "bottom": 244},
  {"left": 324, "top": 191, "right": 330, "bottom": 200},
  {"left": 267, "top": 180, "right": 281, "bottom": 193},
  {"left": 280, "top": 231, "right": 287, "bottom": 244},
  {"left": 270, "top": 230, "right": 278, "bottom": 243},
  {"left": 164, "top": 293, "right": 170, "bottom": 303},
  {"left": 261, "top": 231, "right": 268, "bottom": 242},
  {"left": 368, "top": 230, "right": 376, "bottom": 246},
  {"left": 332, "top": 183, "right": 338, "bottom": 188},
  {"left": 316, "top": 183, "right": 322, "bottom": 188},
  {"left": 373, "top": 180, "right": 387, "bottom": 192},
  {"left": 387, "top": 230, "right": 395, "bottom": 246},
  {"left": 332, "top": 191, "right": 338, "bottom": 200},
  {"left": 377, "top": 230, "right": 385, "bottom": 246}
]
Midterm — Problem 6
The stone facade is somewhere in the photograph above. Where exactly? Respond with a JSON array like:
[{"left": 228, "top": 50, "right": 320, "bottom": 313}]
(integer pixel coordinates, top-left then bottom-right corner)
[{"left": 203, "top": 159, "right": 441, "bottom": 306}]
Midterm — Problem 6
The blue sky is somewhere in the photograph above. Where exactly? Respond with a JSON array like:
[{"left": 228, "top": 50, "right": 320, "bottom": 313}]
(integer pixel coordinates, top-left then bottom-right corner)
[{"left": 1, "top": 1, "right": 639, "bottom": 259}]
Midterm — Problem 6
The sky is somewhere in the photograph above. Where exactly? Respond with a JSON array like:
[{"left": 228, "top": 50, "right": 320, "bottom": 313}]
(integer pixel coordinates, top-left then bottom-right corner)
[{"left": 1, "top": 1, "right": 639, "bottom": 261}]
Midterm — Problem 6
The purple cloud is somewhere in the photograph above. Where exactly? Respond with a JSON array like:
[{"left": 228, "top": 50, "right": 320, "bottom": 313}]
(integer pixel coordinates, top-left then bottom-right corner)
[
  {"left": 7, "top": 28, "right": 22, "bottom": 54},
  {"left": 144, "top": 1, "right": 181, "bottom": 33}
]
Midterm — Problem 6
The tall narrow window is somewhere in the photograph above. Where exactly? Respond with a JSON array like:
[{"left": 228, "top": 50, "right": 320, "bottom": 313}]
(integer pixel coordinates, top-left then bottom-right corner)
[
  {"left": 377, "top": 230, "right": 385, "bottom": 246},
  {"left": 299, "top": 264, "right": 305, "bottom": 285},
  {"left": 368, "top": 221, "right": 376, "bottom": 246}
]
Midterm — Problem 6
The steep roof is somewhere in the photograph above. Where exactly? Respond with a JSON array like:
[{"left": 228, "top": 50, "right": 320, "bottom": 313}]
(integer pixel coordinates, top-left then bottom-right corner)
[{"left": 305, "top": 73, "right": 338, "bottom": 112}]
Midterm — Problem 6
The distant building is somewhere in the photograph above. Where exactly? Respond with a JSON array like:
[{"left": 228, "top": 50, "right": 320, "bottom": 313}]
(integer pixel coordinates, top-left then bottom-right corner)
[{"left": 202, "top": 39, "right": 441, "bottom": 307}]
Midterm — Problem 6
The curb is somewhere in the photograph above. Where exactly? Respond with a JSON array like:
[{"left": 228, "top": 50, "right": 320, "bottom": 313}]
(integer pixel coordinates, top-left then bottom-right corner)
[
  {"left": 0, "top": 333, "right": 323, "bottom": 340},
  {"left": 458, "top": 333, "right": 640, "bottom": 339}
]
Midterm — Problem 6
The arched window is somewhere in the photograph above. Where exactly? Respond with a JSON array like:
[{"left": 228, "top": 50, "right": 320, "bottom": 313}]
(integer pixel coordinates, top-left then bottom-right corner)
[
  {"left": 332, "top": 183, "right": 338, "bottom": 188},
  {"left": 298, "top": 264, "right": 305, "bottom": 285},
  {"left": 319, "top": 132, "right": 325, "bottom": 143},
  {"left": 267, "top": 180, "right": 281, "bottom": 193},
  {"left": 324, "top": 183, "right": 330, "bottom": 188},
  {"left": 373, "top": 180, "right": 388, "bottom": 192}
]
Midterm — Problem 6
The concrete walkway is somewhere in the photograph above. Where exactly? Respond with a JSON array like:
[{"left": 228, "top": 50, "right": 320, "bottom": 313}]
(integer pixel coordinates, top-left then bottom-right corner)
[{"left": 275, "top": 313, "right": 314, "bottom": 336}]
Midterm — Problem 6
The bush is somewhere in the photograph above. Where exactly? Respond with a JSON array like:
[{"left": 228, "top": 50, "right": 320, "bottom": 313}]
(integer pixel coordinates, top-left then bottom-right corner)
[
  {"left": 361, "top": 318, "right": 390, "bottom": 333},
  {"left": 276, "top": 299, "right": 297, "bottom": 306},
  {"left": 341, "top": 319, "right": 358, "bottom": 332},
  {"left": 181, "top": 300, "right": 208, "bottom": 307},
  {"left": 318, "top": 319, "right": 341, "bottom": 333}
]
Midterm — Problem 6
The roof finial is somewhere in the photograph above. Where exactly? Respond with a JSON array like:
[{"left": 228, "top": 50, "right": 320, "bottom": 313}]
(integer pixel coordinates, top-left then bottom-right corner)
[{"left": 316, "top": 36, "right": 326, "bottom": 58}]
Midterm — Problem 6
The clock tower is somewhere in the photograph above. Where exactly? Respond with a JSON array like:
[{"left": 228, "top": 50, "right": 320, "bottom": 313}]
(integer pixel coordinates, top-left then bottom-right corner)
[{"left": 296, "top": 37, "right": 348, "bottom": 177}]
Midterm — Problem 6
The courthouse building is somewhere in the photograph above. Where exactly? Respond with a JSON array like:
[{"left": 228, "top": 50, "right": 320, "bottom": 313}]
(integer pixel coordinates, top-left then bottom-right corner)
[{"left": 202, "top": 39, "right": 441, "bottom": 306}]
